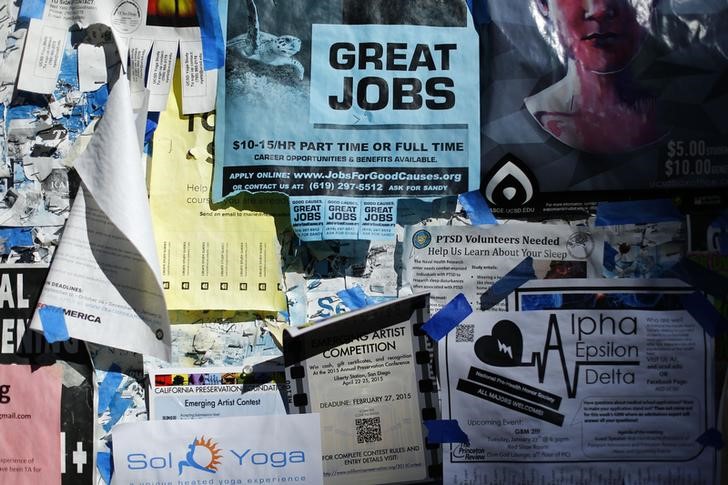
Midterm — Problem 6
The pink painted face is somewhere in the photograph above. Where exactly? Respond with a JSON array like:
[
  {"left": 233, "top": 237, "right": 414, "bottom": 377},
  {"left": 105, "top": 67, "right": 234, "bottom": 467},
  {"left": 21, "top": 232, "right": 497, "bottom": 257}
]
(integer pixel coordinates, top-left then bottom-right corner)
[{"left": 546, "top": 0, "right": 645, "bottom": 73}]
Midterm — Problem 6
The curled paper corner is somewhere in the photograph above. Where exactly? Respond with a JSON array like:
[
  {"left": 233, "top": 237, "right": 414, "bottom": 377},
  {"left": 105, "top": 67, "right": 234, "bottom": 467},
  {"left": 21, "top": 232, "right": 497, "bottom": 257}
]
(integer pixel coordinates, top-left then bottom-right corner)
[{"left": 422, "top": 293, "right": 473, "bottom": 341}]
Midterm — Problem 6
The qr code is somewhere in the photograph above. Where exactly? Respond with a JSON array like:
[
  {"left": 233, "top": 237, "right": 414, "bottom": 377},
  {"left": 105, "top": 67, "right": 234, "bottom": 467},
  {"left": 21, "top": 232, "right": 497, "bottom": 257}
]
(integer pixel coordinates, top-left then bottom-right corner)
[
  {"left": 456, "top": 324, "right": 475, "bottom": 342},
  {"left": 355, "top": 417, "right": 382, "bottom": 444}
]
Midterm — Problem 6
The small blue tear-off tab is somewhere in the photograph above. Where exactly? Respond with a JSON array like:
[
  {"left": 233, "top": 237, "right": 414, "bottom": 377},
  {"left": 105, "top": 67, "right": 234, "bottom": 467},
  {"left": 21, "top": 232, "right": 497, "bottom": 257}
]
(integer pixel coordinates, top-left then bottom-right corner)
[
  {"left": 669, "top": 258, "right": 728, "bottom": 300},
  {"left": 465, "top": 0, "right": 490, "bottom": 26},
  {"left": 336, "top": 286, "right": 373, "bottom": 310},
  {"left": 424, "top": 420, "right": 470, "bottom": 445},
  {"left": 422, "top": 293, "right": 473, "bottom": 341},
  {"left": 480, "top": 257, "right": 535, "bottom": 310},
  {"left": 459, "top": 190, "right": 497, "bottom": 225},
  {"left": 19, "top": 0, "right": 45, "bottom": 20},
  {"left": 97, "top": 451, "right": 114, "bottom": 484},
  {"left": 38, "top": 305, "right": 70, "bottom": 343},
  {"left": 97, "top": 365, "right": 123, "bottom": 414},
  {"left": 595, "top": 199, "right": 682, "bottom": 226},
  {"left": 196, "top": 0, "right": 225, "bottom": 70},
  {"left": 680, "top": 292, "right": 728, "bottom": 337},
  {"left": 697, "top": 428, "right": 724, "bottom": 449}
]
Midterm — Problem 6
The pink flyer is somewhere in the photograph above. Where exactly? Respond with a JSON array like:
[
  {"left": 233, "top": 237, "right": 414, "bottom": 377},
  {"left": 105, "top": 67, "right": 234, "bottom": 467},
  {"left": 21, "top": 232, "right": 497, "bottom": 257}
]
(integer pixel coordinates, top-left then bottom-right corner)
[{"left": 0, "top": 364, "right": 62, "bottom": 485}]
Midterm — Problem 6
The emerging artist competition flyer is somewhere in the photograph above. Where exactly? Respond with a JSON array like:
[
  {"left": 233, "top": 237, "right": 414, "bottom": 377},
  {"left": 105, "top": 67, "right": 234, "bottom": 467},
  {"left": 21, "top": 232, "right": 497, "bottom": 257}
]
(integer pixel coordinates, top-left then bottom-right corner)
[
  {"left": 286, "top": 294, "right": 437, "bottom": 484},
  {"left": 440, "top": 305, "right": 715, "bottom": 483}
]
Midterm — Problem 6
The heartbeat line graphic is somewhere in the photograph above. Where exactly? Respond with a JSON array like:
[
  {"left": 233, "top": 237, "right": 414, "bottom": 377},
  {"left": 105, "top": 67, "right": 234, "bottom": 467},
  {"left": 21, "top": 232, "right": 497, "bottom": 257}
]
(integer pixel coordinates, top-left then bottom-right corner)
[{"left": 524, "top": 314, "right": 639, "bottom": 398}]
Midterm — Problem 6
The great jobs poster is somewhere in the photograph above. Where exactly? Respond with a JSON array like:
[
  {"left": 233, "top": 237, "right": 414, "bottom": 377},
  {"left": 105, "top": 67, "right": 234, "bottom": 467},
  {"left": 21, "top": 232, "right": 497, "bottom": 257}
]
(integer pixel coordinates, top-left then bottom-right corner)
[{"left": 214, "top": 0, "right": 479, "bottom": 239}]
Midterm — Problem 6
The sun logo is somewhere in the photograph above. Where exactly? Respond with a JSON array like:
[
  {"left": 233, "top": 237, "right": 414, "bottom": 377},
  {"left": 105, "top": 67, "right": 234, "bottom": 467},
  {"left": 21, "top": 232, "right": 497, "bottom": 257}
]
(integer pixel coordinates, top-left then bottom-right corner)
[{"left": 177, "top": 436, "right": 223, "bottom": 475}]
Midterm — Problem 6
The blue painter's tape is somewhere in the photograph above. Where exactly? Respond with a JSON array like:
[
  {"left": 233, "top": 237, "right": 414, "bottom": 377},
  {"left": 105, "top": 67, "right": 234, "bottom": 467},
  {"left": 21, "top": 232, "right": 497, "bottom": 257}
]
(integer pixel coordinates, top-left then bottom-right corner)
[
  {"left": 39, "top": 305, "right": 70, "bottom": 343},
  {"left": 196, "top": 0, "right": 225, "bottom": 70},
  {"left": 465, "top": 0, "right": 490, "bottom": 25},
  {"left": 97, "top": 364, "right": 123, "bottom": 414},
  {"left": 459, "top": 190, "right": 497, "bottom": 225},
  {"left": 422, "top": 293, "right": 473, "bottom": 341},
  {"left": 424, "top": 420, "right": 470, "bottom": 445},
  {"left": 603, "top": 242, "right": 618, "bottom": 272},
  {"left": 680, "top": 292, "right": 728, "bottom": 337},
  {"left": 595, "top": 199, "right": 682, "bottom": 226},
  {"left": 19, "top": 0, "right": 45, "bottom": 20},
  {"left": 0, "top": 228, "right": 34, "bottom": 253},
  {"left": 719, "top": 233, "right": 728, "bottom": 257},
  {"left": 668, "top": 258, "right": 728, "bottom": 299},
  {"left": 480, "top": 257, "right": 535, "bottom": 310},
  {"left": 697, "top": 428, "right": 724, "bottom": 449},
  {"left": 97, "top": 451, "right": 114, "bottom": 484},
  {"left": 102, "top": 393, "right": 132, "bottom": 432},
  {"left": 336, "top": 286, "right": 372, "bottom": 310}
]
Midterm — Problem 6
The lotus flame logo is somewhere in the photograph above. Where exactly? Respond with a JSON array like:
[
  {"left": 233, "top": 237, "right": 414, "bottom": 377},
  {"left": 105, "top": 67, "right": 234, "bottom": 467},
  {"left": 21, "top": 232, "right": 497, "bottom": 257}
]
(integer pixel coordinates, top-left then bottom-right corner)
[
  {"left": 484, "top": 156, "right": 536, "bottom": 207},
  {"left": 178, "top": 436, "right": 223, "bottom": 475}
]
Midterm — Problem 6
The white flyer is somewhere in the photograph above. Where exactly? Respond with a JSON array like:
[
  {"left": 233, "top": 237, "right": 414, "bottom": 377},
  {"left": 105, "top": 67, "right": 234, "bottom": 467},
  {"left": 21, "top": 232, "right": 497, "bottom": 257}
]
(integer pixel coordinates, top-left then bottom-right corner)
[
  {"left": 16, "top": 0, "right": 216, "bottom": 113},
  {"left": 112, "top": 414, "right": 324, "bottom": 484},
  {"left": 402, "top": 223, "right": 604, "bottom": 311},
  {"left": 30, "top": 76, "right": 171, "bottom": 359},
  {"left": 440, "top": 303, "right": 716, "bottom": 483},
  {"left": 285, "top": 294, "right": 438, "bottom": 485},
  {"left": 148, "top": 362, "right": 288, "bottom": 420}
]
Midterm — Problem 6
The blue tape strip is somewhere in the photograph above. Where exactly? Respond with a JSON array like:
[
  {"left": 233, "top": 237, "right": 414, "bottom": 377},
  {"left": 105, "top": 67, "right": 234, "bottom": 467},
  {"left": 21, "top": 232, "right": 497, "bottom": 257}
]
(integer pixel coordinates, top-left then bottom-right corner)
[
  {"left": 38, "top": 305, "right": 69, "bottom": 343},
  {"left": 680, "top": 292, "right": 728, "bottom": 337},
  {"left": 459, "top": 190, "right": 497, "bottom": 225},
  {"left": 668, "top": 258, "right": 728, "bottom": 299},
  {"left": 595, "top": 199, "right": 682, "bottom": 226},
  {"left": 336, "top": 286, "right": 372, "bottom": 310},
  {"left": 422, "top": 293, "right": 473, "bottom": 341},
  {"left": 697, "top": 428, "right": 724, "bottom": 450},
  {"left": 97, "top": 364, "right": 123, "bottom": 414},
  {"left": 465, "top": 0, "right": 490, "bottom": 25},
  {"left": 102, "top": 393, "right": 132, "bottom": 432},
  {"left": 424, "top": 420, "right": 470, "bottom": 445},
  {"left": 196, "top": 0, "right": 225, "bottom": 70},
  {"left": 19, "top": 0, "right": 45, "bottom": 20},
  {"left": 709, "top": 210, "right": 728, "bottom": 229},
  {"left": 96, "top": 451, "right": 114, "bottom": 484},
  {"left": 480, "top": 257, "right": 535, "bottom": 310},
  {"left": 603, "top": 242, "right": 618, "bottom": 272}
]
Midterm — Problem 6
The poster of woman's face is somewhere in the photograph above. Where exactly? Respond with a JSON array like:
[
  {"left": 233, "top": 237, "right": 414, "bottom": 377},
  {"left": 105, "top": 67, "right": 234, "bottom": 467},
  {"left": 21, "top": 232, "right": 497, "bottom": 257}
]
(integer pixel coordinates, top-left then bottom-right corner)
[{"left": 481, "top": 0, "right": 728, "bottom": 200}]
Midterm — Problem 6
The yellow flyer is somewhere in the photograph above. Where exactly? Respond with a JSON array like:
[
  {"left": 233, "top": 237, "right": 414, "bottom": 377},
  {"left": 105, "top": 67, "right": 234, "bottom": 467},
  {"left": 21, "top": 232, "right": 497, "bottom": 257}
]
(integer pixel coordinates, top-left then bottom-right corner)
[{"left": 150, "top": 70, "right": 286, "bottom": 311}]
